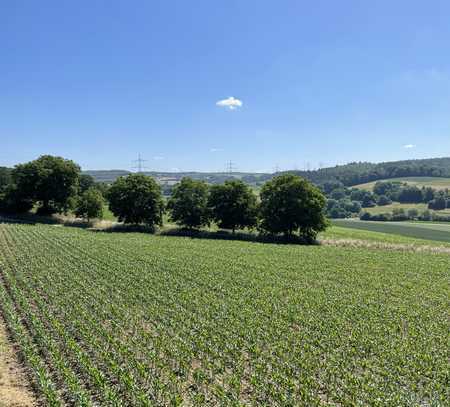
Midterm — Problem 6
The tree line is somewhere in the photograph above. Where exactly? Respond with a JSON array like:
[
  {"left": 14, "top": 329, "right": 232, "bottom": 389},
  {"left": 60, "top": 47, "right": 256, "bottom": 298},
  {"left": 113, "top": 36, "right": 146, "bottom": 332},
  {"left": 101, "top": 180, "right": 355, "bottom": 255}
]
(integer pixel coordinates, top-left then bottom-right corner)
[
  {"left": 285, "top": 157, "right": 450, "bottom": 187},
  {"left": 0, "top": 155, "right": 328, "bottom": 242}
]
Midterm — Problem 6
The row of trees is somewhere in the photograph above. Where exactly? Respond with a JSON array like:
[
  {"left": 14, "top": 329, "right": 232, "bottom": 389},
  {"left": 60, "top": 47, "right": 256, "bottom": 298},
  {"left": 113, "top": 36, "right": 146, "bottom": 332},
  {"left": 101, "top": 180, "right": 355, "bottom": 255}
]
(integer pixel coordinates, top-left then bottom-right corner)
[
  {"left": 361, "top": 208, "right": 450, "bottom": 222},
  {"left": 108, "top": 173, "right": 328, "bottom": 241},
  {"left": 0, "top": 156, "right": 328, "bottom": 242},
  {"left": 372, "top": 181, "right": 450, "bottom": 205}
]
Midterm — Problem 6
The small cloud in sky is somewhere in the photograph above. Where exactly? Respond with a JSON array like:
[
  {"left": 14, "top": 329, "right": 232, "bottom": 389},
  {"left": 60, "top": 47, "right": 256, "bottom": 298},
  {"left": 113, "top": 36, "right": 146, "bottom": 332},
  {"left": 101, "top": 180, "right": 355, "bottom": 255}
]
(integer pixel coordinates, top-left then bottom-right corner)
[
  {"left": 153, "top": 155, "right": 164, "bottom": 160},
  {"left": 171, "top": 167, "right": 180, "bottom": 172},
  {"left": 216, "top": 96, "right": 243, "bottom": 110},
  {"left": 403, "top": 144, "right": 416, "bottom": 149},
  {"left": 209, "top": 148, "right": 223, "bottom": 153}
]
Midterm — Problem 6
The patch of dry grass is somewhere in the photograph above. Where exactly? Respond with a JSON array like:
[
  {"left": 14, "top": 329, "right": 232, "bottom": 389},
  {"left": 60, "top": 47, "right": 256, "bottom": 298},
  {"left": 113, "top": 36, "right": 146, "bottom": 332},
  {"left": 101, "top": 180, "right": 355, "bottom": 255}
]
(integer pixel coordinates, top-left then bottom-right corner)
[{"left": 321, "top": 237, "right": 450, "bottom": 254}]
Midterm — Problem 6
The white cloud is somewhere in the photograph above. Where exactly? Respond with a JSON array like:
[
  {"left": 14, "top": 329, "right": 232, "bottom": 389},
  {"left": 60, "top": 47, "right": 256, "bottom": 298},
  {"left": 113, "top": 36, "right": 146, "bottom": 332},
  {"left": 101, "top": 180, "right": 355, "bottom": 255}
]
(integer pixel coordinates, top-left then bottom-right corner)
[
  {"left": 403, "top": 144, "right": 416, "bottom": 149},
  {"left": 153, "top": 155, "right": 164, "bottom": 160},
  {"left": 216, "top": 96, "right": 243, "bottom": 110},
  {"left": 209, "top": 148, "right": 223, "bottom": 153}
]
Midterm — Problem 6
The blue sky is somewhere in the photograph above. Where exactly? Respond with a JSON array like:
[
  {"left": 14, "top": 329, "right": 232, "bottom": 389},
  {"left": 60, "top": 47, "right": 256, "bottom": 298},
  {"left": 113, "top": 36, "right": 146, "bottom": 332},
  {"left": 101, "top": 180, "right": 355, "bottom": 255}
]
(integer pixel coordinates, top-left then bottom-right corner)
[{"left": 2, "top": 1, "right": 450, "bottom": 172}]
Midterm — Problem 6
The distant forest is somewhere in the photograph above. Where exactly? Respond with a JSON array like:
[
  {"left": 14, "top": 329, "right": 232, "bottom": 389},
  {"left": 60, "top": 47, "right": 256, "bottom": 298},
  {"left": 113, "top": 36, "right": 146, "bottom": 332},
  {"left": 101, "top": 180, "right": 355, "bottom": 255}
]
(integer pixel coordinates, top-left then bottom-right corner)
[
  {"left": 3, "top": 157, "right": 450, "bottom": 188},
  {"left": 286, "top": 157, "right": 450, "bottom": 186}
]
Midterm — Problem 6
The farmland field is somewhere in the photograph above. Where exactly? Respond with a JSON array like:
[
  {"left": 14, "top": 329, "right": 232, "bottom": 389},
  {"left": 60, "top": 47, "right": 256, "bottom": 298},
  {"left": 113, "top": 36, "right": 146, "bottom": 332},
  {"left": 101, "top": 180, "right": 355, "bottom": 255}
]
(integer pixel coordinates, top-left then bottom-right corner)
[
  {"left": 0, "top": 222, "right": 449, "bottom": 406},
  {"left": 364, "top": 202, "right": 450, "bottom": 216},
  {"left": 333, "top": 219, "right": 450, "bottom": 243},
  {"left": 354, "top": 176, "right": 450, "bottom": 191}
]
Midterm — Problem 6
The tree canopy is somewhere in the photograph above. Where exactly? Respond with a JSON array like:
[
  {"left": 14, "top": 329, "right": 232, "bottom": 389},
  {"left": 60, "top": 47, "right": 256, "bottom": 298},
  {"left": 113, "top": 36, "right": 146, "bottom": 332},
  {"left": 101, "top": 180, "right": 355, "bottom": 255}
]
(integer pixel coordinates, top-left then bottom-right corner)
[
  {"left": 259, "top": 174, "right": 327, "bottom": 242},
  {"left": 166, "top": 177, "right": 210, "bottom": 229},
  {"left": 75, "top": 187, "right": 104, "bottom": 221},
  {"left": 108, "top": 174, "right": 164, "bottom": 227},
  {"left": 12, "top": 155, "right": 80, "bottom": 214},
  {"left": 208, "top": 179, "right": 258, "bottom": 232}
]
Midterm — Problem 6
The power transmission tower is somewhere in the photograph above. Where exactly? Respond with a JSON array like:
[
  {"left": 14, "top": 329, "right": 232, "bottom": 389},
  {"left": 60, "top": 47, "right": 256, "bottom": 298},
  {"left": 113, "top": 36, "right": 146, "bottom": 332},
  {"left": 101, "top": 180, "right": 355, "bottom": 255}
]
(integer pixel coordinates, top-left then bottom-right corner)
[
  {"left": 132, "top": 154, "right": 148, "bottom": 173},
  {"left": 273, "top": 163, "right": 280, "bottom": 173},
  {"left": 226, "top": 160, "right": 236, "bottom": 174}
]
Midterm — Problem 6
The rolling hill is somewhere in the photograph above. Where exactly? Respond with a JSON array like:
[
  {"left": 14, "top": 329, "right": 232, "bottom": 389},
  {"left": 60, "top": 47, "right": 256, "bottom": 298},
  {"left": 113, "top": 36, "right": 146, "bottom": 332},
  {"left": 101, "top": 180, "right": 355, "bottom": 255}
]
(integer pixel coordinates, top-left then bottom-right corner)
[
  {"left": 354, "top": 176, "right": 450, "bottom": 191},
  {"left": 84, "top": 157, "right": 450, "bottom": 187}
]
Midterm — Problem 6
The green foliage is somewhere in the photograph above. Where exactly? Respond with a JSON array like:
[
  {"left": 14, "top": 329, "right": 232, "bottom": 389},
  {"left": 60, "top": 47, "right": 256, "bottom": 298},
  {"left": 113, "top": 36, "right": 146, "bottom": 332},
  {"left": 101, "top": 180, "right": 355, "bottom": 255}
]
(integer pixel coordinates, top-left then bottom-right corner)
[
  {"left": 75, "top": 188, "right": 104, "bottom": 221},
  {"left": 327, "top": 199, "right": 361, "bottom": 219},
  {"left": 0, "top": 184, "right": 34, "bottom": 214},
  {"left": 166, "top": 177, "right": 210, "bottom": 229},
  {"left": 0, "top": 222, "right": 448, "bottom": 405},
  {"left": 428, "top": 197, "right": 447, "bottom": 210},
  {"left": 107, "top": 174, "right": 164, "bottom": 227},
  {"left": 0, "top": 167, "right": 12, "bottom": 193},
  {"left": 289, "top": 157, "right": 450, "bottom": 186},
  {"left": 208, "top": 179, "right": 258, "bottom": 232},
  {"left": 79, "top": 174, "right": 96, "bottom": 194},
  {"left": 259, "top": 174, "right": 327, "bottom": 241},
  {"left": 377, "top": 195, "right": 392, "bottom": 206},
  {"left": 361, "top": 194, "right": 376, "bottom": 208},
  {"left": 397, "top": 185, "right": 423, "bottom": 204},
  {"left": 422, "top": 187, "right": 435, "bottom": 203},
  {"left": 12, "top": 155, "right": 80, "bottom": 215}
]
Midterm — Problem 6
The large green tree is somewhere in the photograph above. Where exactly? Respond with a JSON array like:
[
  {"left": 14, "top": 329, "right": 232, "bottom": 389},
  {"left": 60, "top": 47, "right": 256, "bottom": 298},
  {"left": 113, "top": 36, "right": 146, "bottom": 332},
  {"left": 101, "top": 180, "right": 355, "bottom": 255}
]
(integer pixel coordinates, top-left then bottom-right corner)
[
  {"left": 208, "top": 179, "right": 258, "bottom": 233},
  {"left": 12, "top": 155, "right": 81, "bottom": 214},
  {"left": 75, "top": 187, "right": 104, "bottom": 221},
  {"left": 167, "top": 177, "right": 210, "bottom": 229},
  {"left": 107, "top": 174, "right": 164, "bottom": 227},
  {"left": 259, "top": 174, "right": 327, "bottom": 242}
]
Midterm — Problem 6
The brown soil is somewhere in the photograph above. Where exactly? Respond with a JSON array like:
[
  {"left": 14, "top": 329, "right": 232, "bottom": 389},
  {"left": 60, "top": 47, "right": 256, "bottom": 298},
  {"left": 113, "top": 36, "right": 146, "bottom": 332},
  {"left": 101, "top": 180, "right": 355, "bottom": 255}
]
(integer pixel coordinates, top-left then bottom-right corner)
[{"left": 0, "top": 317, "right": 36, "bottom": 407}]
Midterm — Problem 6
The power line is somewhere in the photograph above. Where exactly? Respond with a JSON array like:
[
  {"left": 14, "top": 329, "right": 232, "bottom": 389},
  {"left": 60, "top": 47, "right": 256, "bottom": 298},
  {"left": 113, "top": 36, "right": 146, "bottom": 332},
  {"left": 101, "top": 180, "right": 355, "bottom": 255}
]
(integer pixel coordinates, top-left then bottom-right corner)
[{"left": 132, "top": 153, "right": 148, "bottom": 173}]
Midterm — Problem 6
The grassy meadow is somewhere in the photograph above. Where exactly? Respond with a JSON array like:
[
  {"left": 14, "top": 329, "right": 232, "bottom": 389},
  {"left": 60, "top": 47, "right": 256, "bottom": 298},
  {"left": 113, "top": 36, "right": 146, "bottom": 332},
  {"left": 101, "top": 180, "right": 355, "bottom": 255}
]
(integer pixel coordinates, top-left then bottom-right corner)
[
  {"left": 363, "top": 202, "right": 450, "bottom": 215},
  {"left": 355, "top": 176, "right": 450, "bottom": 191},
  {"left": 0, "top": 221, "right": 448, "bottom": 405}
]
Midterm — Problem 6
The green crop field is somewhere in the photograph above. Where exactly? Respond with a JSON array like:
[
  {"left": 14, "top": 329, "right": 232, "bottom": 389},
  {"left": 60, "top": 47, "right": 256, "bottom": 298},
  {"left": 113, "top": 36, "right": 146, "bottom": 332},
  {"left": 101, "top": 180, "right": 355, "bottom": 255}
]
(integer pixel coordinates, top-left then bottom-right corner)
[
  {"left": 355, "top": 176, "right": 450, "bottom": 191},
  {"left": 333, "top": 219, "right": 450, "bottom": 243},
  {"left": 0, "top": 223, "right": 448, "bottom": 405}
]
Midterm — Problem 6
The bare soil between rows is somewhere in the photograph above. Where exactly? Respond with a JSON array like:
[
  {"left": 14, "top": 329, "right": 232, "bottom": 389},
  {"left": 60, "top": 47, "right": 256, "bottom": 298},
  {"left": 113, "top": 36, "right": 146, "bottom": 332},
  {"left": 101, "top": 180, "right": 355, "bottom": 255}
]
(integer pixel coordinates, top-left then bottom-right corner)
[{"left": 0, "top": 316, "right": 36, "bottom": 407}]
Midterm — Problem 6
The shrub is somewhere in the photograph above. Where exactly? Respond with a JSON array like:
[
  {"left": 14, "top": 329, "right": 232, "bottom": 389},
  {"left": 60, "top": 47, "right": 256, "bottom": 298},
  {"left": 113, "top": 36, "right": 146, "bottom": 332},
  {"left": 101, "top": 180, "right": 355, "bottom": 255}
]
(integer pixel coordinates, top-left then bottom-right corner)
[
  {"left": 407, "top": 208, "right": 419, "bottom": 219},
  {"left": 428, "top": 197, "right": 447, "bottom": 211},
  {"left": 377, "top": 195, "right": 392, "bottom": 206},
  {"left": 360, "top": 212, "right": 372, "bottom": 221},
  {"left": 75, "top": 188, "right": 104, "bottom": 221},
  {"left": 361, "top": 195, "right": 376, "bottom": 208}
]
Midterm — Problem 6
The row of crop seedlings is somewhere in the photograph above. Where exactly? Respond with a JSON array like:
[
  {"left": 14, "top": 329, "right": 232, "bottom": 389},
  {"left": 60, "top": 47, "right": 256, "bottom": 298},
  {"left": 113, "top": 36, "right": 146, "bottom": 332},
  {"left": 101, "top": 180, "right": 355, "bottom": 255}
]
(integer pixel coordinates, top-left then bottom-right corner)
[
  {"left": 0, "top": 225, "right": 239, "bottom": 405},
  {"left": 0, "top": 225, "right": 169, "bottom": 405},
  {"left": 0, "top": 224, "right": 332, "bottom": 405}
]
